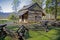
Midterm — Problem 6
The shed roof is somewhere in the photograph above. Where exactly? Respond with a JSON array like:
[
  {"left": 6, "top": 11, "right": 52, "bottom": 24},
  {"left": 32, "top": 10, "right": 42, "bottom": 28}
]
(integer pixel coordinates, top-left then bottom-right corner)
[
  {"left": 18, "top": 3, "right": 42, "bottom": 11},
  {"left": 18, "top": 3, "right": 45, "bottom": 16},
  {"left": 18, "top": 10, "right": 28, "bottom": 16}
]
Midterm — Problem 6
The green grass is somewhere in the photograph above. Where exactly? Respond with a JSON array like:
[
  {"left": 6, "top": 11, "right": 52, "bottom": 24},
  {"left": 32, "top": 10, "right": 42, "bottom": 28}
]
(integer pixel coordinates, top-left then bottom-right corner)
[
  {"left": 0, "top": 20, "right": 17, "bottom": 24},
  {"left": 6, "top": 26, "right": 19, "bottom": 31},
  {"left": 27, "top": 29, "right": 60, "bottom": 40},
  {"left": 3, "top": 26, "right": 60, "bottom": 40},
  {"left": 5, "top": 36, "right": 12, "bottom": 40},
  {"left": 0, "top": 20, "right": 8, "bottom": 24},
  {"left": 57, "top": 16, "right": 60, "bottom": 20},
  {"left": 0, "top": 20, "right": 60, "bottom": 40}
]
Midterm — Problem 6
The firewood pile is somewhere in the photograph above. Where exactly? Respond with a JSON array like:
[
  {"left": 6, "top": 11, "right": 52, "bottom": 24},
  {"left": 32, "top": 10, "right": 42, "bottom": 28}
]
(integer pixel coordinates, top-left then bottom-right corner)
[
  {"left": 50, "top": 21, "right": 60, "bottom": 26},
  {"left": 41, "top": 20, "right": 60, "bottom": 27}
]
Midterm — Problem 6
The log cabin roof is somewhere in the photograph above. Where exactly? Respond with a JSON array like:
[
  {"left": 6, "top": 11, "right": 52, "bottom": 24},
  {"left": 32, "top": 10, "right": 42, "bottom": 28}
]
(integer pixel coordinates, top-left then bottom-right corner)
[
  {"left": 18, "top": 3, "right": 45, "bottom": 16},
  {"left": 18, "top": 3, "right": 42, "bottom": 11},
  {"left": 18, "top": 10, "right": 28, "bottom": 16}
]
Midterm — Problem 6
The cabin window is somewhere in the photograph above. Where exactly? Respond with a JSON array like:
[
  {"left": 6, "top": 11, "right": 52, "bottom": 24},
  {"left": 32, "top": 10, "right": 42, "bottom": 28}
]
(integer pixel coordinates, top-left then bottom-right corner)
[
  {"left": 35, "top": 16, "right": 41, "bottom": 21},
  {"left": 35, "top": 16, "right": 37, "bottom": 20}
]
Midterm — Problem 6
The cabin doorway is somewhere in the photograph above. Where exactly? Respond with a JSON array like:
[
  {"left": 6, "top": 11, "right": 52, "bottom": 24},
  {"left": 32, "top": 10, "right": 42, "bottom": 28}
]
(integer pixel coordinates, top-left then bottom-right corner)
[
  {"left": 21, "top": 11, "right": 28, "bottom": 23},
  {"left": 22, "top": 15, "right": 24, "bottom": 21}
]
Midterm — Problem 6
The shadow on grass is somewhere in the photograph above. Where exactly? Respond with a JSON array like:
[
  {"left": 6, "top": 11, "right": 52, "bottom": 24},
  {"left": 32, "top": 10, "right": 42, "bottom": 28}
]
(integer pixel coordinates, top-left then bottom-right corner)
[
  {"left": 25, "top": 31, "right": 32, "bottom": 39},
  {"left": 31, "top": 26, "right": 60, "bottom": 40},
  {"left": 0, "top": 38, "right": 5, "bottom": 40},
  {"left": 54, "top": 27, "right": 60, "bottom": 40},
  {"left": 56, "top": 35, "right": 60, "bottom": 40}
]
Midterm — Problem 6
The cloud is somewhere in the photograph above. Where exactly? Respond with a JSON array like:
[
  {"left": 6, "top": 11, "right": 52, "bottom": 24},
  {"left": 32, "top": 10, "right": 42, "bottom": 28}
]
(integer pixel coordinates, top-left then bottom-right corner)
[
  {"left": 0, "top": 0, "right": 33, "bottom": 12},
  {"left": 17, "top": 0, "right": 33, "bottom": 11}
]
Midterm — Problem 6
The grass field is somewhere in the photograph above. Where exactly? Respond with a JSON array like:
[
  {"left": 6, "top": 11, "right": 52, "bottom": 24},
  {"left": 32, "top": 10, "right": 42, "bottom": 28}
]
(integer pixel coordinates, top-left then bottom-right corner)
[
  {"left": 0, "top": 20, "right": 8, "bottom": 24},
  {"left": 0, "top": 20, "right": 60, "bottom": 40},
  {"left": 4, "top": 26, "right": 60, "bottom": 40}
]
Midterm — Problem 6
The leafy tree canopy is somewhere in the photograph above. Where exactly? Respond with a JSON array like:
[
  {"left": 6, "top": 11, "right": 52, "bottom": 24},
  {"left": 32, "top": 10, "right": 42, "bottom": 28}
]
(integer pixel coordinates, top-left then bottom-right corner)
[{"left": 32, "top": 0, "right": 42, "bottom": 5}]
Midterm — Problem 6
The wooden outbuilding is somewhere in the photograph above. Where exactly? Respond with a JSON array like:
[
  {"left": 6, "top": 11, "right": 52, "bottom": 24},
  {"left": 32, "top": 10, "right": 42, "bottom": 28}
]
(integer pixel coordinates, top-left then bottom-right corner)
[{"left": 18, "top": 3, "right": 45, "bottom": 23}]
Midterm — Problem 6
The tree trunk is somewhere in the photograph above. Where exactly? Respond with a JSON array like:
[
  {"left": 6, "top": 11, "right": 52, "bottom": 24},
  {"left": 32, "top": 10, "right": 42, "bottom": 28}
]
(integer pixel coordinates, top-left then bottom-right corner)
[{"left": 55, "top": 0, "right": 57, "bottom": 20}]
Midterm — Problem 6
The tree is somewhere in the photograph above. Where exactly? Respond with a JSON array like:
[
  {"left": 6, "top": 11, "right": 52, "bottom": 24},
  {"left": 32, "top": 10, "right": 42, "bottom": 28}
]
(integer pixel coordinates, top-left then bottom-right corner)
[
  {"left": 46, "top": 0, "right": 52, "bottom": 13},
  {"left": 46, "top": 0, "right": 60, "bottom": 20},
  {"left": 32, "top": 0, "right": 42, "bottom": 6},
  {"left": 54, "top": 0, "right": 57, "bottom": 20},
  {"left": 9, "top": 14, "right": 17, "bottom": 20},
  {"left": 12, "top": 0, "right": 20, "bottom": 13}
]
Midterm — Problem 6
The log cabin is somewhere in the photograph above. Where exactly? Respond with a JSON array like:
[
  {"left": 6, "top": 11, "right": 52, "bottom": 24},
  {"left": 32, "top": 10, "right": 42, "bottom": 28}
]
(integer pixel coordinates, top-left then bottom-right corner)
[{"left": 18, "top": 3, "right": 45, "bottom": 23}]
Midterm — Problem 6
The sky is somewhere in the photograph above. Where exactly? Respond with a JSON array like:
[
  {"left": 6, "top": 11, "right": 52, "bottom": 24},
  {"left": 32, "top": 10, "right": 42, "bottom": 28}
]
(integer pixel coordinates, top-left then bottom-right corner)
[
  {"left": 0, "top": 0, "right": 13, "bottom": 12},
  {"left": 0, "top": 0, "right": 32, "bottom": 13},
  {"left": 42, "top": 0, "right": 46, "bottom": 9},
  {"left": 0, "top": 0, "right": 46, "bottom": 13}
]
